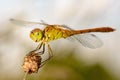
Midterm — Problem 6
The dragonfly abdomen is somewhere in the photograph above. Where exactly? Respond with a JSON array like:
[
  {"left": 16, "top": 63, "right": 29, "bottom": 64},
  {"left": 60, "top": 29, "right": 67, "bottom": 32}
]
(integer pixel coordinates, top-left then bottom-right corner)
[
  {"left": 74, "top": 27, "right": 115, "bottom": 34},
  {"left": 62, "top": 27, "right": 115, "bottom": 38}
]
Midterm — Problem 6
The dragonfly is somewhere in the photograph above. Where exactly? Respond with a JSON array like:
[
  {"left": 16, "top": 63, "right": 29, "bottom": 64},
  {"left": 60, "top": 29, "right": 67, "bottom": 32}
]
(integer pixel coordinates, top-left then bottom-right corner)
[{"left": 10, "top": 18, "right": 115, "bottom": 62}]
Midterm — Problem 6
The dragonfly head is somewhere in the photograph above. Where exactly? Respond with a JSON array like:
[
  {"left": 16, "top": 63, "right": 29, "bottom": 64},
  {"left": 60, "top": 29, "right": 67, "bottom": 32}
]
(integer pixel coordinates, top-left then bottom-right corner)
[{"left": 30, "top": 28, "right": 43, "bottom": 42}]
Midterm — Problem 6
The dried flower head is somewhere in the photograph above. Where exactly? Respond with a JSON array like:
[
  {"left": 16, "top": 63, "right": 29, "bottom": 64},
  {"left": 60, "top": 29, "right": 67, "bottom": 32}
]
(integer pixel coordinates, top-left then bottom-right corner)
[{"left": 22, "top": 50, "right": 42, "bottom": 74}]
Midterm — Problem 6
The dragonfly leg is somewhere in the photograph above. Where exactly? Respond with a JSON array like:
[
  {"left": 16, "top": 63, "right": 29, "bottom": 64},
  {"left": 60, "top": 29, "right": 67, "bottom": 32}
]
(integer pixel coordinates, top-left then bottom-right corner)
[
  {"left": 39, "top": 44, "right": 53, "bottom": 67},
  {"left": 42, "top": 43, "right": 45, "bottom": 53},
  {"left": 35, "top": 42, "right": 45, "bottom": 55},
  {"left": 47, "top": 44, "right": 53, "bottom": 60},
  {"left": 36, "top": 42, "right": 43, "bottom": 50},
  {"left": 39, "top": 61, "right": 47, "bottom": 68},
  {"left": 36, "top": 43, "right": 53, "bottom": 59}
]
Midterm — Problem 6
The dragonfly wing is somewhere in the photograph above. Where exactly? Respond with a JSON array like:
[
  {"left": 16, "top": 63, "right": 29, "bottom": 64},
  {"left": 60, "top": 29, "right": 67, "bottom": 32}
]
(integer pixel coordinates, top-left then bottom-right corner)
[
  {"left": 59, "top": 25, "right": 103, "bottom": 48},
  {"left": 59, "top": 24, "right": 74, "bottom": 30},
  {"left": 10, "top": 18, "right": 48, "bottom": 26},
  {"left": 67, "top": 34, "right": 103, "bottom": 48},
  {"left": 40, "top": 20, "right": 48, "bottom": 24}
]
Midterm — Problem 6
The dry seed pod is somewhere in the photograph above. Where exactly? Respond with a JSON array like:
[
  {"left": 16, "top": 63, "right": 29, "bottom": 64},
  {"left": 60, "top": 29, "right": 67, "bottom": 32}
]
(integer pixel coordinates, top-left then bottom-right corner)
[{"left": 22, "top": 50, "right": 42, "bottom": 74}]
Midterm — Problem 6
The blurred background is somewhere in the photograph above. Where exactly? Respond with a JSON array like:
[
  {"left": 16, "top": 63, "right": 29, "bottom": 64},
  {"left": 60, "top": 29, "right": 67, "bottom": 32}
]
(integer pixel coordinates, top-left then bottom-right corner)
[{"left": 0, "top": 0, "right": 119, "bottom": 80}]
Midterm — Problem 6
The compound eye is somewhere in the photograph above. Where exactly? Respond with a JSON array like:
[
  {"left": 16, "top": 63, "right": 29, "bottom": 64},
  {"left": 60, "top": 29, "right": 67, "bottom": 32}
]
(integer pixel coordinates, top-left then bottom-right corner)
[{"left": 30, "top": 28, "right": 43, "bottom": 42}]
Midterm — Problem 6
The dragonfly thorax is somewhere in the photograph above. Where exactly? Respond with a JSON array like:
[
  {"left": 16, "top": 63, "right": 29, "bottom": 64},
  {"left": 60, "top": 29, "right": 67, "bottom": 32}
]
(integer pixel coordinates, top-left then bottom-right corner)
[
  {"left": 43, "top": 25, "right": 64, "bottom": 42},
  {"left": 30, "top": 28, "right": 44, "bottom": 42}
]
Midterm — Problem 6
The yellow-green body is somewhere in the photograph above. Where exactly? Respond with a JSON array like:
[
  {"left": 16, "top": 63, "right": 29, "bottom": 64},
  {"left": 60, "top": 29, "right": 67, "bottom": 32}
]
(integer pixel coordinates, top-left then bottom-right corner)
[{"left": 30, "top": 25, "right": 73, "bottom": 43}]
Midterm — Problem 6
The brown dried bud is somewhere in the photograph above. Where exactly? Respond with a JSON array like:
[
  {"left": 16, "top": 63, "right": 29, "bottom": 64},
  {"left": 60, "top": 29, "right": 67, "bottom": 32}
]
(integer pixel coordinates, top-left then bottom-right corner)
[{"left": 22, "top": 50, "right": 42, "bottom": 74}]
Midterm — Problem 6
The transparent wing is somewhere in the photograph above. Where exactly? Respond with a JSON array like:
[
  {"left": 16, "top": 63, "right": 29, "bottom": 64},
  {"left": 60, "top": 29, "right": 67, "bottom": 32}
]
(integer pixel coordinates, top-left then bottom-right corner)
[
  {"left": 59, "top": 24, "right": 73, "bottom": 30},
  {"left": 60, "top": 25, "right": 103, "bottom": 48},
  {"left": 10, "top": 18, "right": 48, "bottom": 26},
  {"left": 67, "top": 34, "right": 103, "bottom": 48}
]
